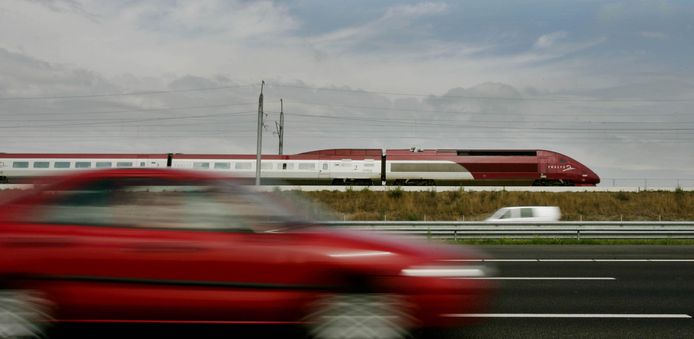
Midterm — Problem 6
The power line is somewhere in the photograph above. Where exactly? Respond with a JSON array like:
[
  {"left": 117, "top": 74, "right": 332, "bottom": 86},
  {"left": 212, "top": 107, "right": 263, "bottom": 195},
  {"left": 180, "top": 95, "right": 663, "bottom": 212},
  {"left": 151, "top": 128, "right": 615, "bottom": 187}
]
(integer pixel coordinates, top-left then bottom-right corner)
[
  {"left": 275, "top": 101, "right": 694, "bottom": 117},
  {"left": 0, "top": 102, "right": 256, "bottom": 119},
  {"left": 0, "top": 84, "right": 258, "bottom": 101},
  {"left": 271, "top": 84, "right": 694, "bottom": 103},
  {"left": 0, "top": 111, "right": 256, "bottom": 129},
  {"left": 284, "top": 112, "right": 694, "bottom": 132}
]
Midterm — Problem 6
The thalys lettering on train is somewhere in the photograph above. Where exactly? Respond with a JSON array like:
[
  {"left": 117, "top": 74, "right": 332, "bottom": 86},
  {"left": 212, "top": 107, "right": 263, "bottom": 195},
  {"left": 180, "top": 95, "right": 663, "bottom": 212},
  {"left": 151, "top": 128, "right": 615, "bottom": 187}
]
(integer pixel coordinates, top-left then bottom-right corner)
[{"left": 0, "top": 148, "right": 600, "bottom": 186}]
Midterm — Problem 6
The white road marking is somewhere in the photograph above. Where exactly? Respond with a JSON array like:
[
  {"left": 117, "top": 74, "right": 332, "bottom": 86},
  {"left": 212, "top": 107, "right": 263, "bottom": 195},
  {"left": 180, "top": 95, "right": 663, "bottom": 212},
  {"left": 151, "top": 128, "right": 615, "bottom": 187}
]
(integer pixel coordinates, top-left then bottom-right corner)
[
  {"left": 445, "top": 259, "right": 694, "bottom": 262},
  {"left": 445, "top": 313, "right": 692, "bottom": 319},
  {"left": 464, "top": 277, "right": 616, "bottom": 280}
]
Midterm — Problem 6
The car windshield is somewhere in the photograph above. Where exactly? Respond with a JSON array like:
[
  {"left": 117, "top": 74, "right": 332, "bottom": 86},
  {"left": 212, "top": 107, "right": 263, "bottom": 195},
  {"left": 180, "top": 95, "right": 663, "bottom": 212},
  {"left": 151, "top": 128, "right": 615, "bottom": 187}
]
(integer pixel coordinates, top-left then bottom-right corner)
[{"left": 10, "top": 177, "right": 334, "bottom": 233}]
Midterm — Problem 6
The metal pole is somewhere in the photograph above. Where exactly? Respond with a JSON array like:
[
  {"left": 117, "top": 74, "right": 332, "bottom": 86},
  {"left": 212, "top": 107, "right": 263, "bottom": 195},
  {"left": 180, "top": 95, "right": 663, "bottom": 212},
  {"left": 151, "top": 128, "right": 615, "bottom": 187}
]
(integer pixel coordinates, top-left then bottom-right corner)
[
  {"left": 255, "top": 81, "right": 264, "bottom": 186},
  {"left": 279, "top": 99, "right": 284, "bottom": 155}
]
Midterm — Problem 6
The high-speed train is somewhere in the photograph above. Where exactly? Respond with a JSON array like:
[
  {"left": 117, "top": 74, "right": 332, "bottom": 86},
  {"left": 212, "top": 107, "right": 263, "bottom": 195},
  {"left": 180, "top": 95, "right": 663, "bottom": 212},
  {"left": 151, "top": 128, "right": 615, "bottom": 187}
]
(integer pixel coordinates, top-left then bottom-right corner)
[{"left": 0, "top": 148, "right": 600, "bottom": 186}]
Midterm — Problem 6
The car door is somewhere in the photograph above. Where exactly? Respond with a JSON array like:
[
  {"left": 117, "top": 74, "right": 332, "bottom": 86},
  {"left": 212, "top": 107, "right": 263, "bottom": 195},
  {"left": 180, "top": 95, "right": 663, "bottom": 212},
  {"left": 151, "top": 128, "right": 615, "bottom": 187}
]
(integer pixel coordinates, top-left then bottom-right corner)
[
  {"left": 82, "top": 183, "right": 324, "bottom": 323},
  {"left": 1, "top": 176, "right": 324, "bottom": 323}
]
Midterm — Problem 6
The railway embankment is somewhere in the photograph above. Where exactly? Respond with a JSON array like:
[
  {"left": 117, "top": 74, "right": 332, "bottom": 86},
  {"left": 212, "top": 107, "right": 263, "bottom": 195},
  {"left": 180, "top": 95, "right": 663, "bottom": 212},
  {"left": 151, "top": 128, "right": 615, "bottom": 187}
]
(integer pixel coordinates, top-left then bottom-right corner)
[
  {"left": 1, "top": 187, "right": 692, "bottom": 222},
  {"left": 299, "top": 189, "right": 694, "bottom": 221}
]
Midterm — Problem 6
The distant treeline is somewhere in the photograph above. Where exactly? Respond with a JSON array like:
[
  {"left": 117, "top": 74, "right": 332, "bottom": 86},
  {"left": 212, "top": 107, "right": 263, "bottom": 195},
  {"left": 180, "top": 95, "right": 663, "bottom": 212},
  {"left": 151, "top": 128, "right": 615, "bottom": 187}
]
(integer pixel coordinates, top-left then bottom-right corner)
[{"left": 297, "top": 189, "right": 694, "bottom": 221}]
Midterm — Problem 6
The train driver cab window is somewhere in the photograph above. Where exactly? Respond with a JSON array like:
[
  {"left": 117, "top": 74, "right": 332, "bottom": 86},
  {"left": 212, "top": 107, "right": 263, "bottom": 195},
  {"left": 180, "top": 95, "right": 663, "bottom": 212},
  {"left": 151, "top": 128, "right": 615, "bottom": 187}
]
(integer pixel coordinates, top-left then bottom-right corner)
[
  {"left": 54, "top": 162, "right": 70, "bottom": 169},
  {"left": 75, "top": 162, "right": 92, "bottom": 168},
  {"left": 500, "top": 210, "right": 512, "bottom": 219},
  {"left": 33, "top": 162, "right": 50, "bottom": 168},
  {"left": 12, "top": 161, "right": 29, "bottom": 168}
]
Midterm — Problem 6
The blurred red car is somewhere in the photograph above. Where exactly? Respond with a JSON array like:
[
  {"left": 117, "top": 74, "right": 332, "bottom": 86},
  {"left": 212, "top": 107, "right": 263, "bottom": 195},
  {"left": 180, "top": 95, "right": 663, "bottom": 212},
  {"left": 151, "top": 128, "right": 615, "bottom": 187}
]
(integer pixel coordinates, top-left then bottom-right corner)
[{"left": 0, "top": 169, "right": 493, "bottom": 338}]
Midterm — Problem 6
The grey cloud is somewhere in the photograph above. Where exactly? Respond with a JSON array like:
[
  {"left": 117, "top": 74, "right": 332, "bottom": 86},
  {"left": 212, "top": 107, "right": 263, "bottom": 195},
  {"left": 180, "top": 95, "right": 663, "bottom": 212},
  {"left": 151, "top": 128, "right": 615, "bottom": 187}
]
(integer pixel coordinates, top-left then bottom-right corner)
[
  {"left": 25, "top": 0, "right": 98, "bottom": 21},
  {"left": 0, "top": 48, "right": 116, "bottom": 96}
]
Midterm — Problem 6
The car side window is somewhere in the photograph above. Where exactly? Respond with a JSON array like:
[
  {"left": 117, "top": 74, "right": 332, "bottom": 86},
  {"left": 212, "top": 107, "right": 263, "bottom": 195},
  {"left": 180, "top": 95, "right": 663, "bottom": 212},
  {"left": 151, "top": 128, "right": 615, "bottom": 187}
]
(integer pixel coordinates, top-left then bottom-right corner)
[
  {"left": 19, "top": 179, "right": 255, "bottom": 232},
  {"left": 521, "top": 208, "right": 534, "bottom": 218}
]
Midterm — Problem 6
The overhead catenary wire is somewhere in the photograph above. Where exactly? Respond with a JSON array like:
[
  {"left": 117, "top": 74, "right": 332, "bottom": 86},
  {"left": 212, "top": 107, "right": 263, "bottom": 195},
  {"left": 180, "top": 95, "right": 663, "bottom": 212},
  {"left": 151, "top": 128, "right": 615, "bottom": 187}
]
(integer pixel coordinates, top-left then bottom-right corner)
[
  {"left": 0, "top": 102, "right": 257, "bottom": 119},
  {"left": 269, "top": 83, "right": 694, "bottom": 103},
  {"left": 0, "top": 84, "right": 258, "bottom": 101},
  {"left": 2, "top": 82, "right": 692, "bottom": 103}
]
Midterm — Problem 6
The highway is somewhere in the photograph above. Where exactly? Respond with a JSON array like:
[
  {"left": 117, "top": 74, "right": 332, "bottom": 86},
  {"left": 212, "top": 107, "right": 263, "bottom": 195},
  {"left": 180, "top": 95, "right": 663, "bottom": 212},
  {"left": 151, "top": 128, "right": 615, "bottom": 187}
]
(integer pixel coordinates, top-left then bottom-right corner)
[
  {"left": 48, "top": 245, "right": 694, "bottom": 339},
  {"left": 451, "top": 245, "right": 694, "bottom": 338}
]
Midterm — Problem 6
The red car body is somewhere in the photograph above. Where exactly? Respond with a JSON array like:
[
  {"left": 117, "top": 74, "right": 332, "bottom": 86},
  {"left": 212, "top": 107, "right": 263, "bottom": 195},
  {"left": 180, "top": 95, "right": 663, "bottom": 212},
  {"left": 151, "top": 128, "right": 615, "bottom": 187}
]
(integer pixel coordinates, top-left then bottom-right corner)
[{"left": 0, "top": 169, "right": 493, "bottom": 338}]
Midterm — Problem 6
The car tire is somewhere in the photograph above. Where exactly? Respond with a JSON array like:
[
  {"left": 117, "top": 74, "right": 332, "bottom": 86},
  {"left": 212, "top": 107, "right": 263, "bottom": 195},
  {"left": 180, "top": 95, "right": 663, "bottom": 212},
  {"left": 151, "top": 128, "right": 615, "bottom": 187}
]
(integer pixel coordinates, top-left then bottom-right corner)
[
  {"left": 0, "top": 289, "right": 52, "bottom": 339},
  {"left": 305, "top": 293, "right": 413, "bottom": 339}
]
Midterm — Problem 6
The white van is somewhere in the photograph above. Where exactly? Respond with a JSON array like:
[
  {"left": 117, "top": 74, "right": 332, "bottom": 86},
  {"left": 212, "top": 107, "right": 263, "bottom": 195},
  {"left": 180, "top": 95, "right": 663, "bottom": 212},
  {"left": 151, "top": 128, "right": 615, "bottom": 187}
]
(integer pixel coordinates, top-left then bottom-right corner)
[{"left": 485, "top": 206, "right": 561, "bottom": 223}]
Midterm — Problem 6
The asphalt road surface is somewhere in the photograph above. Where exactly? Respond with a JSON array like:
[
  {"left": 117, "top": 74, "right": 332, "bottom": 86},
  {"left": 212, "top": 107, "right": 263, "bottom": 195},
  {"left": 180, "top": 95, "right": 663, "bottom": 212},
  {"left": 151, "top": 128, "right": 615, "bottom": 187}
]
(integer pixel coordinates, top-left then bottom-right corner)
[
  {"left": 49, "top": 245, "right": 694, "bottom": 339},
  {"left": 450, "top": 245, "right": 694, "bottom": 338}
]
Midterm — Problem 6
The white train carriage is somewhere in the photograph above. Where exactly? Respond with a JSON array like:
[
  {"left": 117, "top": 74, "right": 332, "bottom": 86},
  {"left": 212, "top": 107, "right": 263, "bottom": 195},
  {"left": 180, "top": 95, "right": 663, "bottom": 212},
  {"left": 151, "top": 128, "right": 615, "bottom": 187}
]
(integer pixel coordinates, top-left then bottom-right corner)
[
  {"left": 0, "top": 154, "right": 169, "bottom": 183},
  {"left": 169, "top": 155, "right": 381, "bottom": 185}
]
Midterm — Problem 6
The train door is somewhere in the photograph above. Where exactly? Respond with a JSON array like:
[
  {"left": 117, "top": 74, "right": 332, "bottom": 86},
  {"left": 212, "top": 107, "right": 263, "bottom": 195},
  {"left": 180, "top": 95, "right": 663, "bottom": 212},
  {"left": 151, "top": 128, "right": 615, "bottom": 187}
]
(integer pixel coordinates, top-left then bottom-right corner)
[{"left": 318, "top": 162, "right": 331, "bottom": 182}]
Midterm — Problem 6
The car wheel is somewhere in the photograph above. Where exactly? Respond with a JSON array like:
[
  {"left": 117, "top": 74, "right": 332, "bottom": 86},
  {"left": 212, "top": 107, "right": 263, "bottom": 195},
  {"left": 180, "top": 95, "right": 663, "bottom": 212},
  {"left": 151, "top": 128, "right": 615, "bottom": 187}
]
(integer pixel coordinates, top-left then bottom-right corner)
[
  {"left": 305, "top": 293, "right": 413, "bottom": 339},
  {"left": 0, "top": 289, "right": 52, "bottom": 339}
]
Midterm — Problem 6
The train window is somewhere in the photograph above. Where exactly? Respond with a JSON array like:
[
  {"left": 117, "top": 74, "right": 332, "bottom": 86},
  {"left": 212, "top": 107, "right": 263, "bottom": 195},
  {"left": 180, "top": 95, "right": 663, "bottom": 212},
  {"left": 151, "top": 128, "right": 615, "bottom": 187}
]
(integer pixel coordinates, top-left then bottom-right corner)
[
  {"left": 214, "top": 162, "right": 231, "bottom": 169},
  {"left": 235, "top": 162, "right": 252, "bottom": 170},
  {"left": 560, "top": 158, "right": 567, "bottom": 164},
  {"left": 193, "top": 162, "right": 210, "bottom": 169},
  {"left": 54, "top": 162, "right": 70, "bottom": 169},
  {"left": 140, "top": 162, "right": 145, "bottom": 167},
  {"left": 116, "top": 162, "right": 133, "bottom": 168},
  {"left": 96, "top": 162, "right": 112, "bottom": 168},
  {"left": 261, "top": 162, "right": 273, "bottom": 170},
  {"left": 75, "top": 162, "right": 92, "bottom": 168},
  {"left": 12, "top": 161, "right": 29, "bottom": 168},
  {"left": 364, "top": 163, "right": 374, "bottom": 167},
  {"left": 0, "top": 162, "right": 4, "bottom": 168},
  {"left": 282, "top": 163, "right": 287, "bottom": 170},
  {"left": 322, "top": 163, "right": 328, "bottom": 170},
  {"left": 33, "top": 162, "right": 50, "bottom": 168},
  {"left": 298, "top": 163, "right": 316, "bottom": 170}
]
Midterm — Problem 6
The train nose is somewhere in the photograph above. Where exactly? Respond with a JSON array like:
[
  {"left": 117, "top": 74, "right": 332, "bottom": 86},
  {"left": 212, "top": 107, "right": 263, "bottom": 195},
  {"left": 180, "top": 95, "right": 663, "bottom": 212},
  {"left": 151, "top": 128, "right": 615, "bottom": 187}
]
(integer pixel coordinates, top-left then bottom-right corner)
[{"left": 582, "top": 170, "right": 600, "bottom": 185}]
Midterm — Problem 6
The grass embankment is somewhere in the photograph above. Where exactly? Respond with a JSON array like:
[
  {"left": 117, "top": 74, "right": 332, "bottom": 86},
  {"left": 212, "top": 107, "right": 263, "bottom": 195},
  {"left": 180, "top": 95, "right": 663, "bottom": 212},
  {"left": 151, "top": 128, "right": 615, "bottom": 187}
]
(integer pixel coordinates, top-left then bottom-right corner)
[{"left": 298, "top": 189, "right": 694, "bottom": 221}]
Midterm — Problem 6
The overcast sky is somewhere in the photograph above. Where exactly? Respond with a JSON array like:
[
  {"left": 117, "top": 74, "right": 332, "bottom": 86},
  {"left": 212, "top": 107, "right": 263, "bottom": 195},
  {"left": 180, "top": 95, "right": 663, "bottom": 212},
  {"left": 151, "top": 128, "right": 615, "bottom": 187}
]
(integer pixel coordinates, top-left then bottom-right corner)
[{"left": 1, "top": 0, "right": 693, "bottom": 186}]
